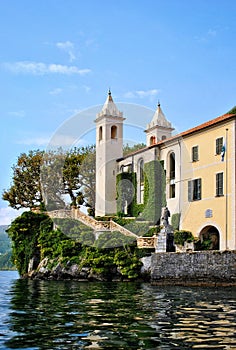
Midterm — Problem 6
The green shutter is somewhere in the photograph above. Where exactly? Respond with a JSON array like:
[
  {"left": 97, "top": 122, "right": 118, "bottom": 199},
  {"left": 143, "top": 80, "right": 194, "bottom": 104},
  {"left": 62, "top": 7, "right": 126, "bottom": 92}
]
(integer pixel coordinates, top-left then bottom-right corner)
[
  {"left": 197, "top": 178, "right": 202, "bottom": 200},
  {"left": 188, "top": 180, "right": 193, "bottom": 202}
]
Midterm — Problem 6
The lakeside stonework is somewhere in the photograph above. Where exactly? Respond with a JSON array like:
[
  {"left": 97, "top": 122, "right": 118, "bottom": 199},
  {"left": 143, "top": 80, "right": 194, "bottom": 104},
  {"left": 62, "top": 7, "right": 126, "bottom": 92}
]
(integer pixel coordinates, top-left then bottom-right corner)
[
  {"left": 25, "top": 248, "right": 236, "bottom": 286},
  {"left": 151, "top": 250, "right": 236, "bottom": 286}
]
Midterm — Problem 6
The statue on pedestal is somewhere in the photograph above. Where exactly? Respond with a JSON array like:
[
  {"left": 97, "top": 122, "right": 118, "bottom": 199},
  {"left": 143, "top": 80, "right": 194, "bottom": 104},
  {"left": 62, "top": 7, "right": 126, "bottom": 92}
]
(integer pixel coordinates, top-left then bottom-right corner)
[
  {"left": 161, "top": 206, "right": 170, "bottom": 227},
  {"left": 161, "top": 206, "right": 175, "bottom": 252}
]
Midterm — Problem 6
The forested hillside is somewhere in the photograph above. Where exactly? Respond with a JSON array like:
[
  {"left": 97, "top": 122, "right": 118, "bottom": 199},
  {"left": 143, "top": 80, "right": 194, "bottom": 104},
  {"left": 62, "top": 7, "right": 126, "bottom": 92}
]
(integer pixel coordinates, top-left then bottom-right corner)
[
  {"left": 0, "top": 225, "right": 11, "bottom": 253},
  {"left": 0, "top": 225, "right": 15, "bottom": 270}
]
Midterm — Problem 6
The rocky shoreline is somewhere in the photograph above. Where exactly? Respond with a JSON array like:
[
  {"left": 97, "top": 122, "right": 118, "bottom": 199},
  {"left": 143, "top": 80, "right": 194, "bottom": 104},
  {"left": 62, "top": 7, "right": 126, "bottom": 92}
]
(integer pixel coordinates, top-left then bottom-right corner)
[{"left": 24, "top": 257, "right": 151, "bottom": 282}]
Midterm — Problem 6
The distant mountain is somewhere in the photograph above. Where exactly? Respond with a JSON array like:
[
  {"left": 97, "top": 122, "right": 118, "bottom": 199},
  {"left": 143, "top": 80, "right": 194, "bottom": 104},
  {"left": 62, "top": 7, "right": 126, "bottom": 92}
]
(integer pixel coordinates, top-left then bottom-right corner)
[
  {"left": 0, "top": 251, "right": 15, "bottom": 270},
  {"left": 0, "top": 225, "right": 9, "bottom": 234},
  {"left": 0, "top": 225, "right": 11, "bottom": 254},
  {"left": 0, "top": 225, "right": 15, "bottom": 270}
]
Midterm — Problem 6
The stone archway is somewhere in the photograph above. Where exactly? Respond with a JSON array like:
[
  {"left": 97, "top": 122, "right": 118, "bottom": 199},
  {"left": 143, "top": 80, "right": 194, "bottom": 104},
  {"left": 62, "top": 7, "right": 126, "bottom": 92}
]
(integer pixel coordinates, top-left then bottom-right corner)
[{"left": 199, "top": 225, "right": 220, "bottom": 250}]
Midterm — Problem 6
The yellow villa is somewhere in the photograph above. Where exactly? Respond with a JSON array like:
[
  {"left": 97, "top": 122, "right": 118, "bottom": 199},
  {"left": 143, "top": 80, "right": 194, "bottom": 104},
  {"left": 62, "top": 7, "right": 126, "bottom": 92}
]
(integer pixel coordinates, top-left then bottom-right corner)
[
  {"left": 95, "top": 91, "right": 236, "bottom": 250},
  {"left": 166, "top": 113, "right": 235, "bottom": 250}
]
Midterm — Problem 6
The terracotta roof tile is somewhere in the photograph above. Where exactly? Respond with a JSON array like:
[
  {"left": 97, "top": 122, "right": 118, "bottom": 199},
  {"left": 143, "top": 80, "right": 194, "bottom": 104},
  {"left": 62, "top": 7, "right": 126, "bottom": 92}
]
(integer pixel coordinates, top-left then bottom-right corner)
[
  {"left": 157, "top": 112, "right": 236, "bottom": 146},
  {"left": 118, "top": 112, "right": 236, "bottom": 160}
]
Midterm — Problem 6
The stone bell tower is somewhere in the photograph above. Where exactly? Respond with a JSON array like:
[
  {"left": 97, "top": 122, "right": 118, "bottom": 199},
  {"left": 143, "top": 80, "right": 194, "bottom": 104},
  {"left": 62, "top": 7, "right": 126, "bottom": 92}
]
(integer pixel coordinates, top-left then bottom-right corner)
[
  {"left": 95, "top": 90, "right": 125, "bottom": 217},
  {"left": 145, "top": 102, "right": 174, "bottom": 146}
]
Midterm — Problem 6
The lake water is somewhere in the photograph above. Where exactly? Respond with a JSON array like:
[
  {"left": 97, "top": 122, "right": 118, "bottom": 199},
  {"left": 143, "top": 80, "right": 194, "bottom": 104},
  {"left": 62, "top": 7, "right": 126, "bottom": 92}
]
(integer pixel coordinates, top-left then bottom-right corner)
[{"left": 0, "top": 271, "right": 236, "bottom": 349}]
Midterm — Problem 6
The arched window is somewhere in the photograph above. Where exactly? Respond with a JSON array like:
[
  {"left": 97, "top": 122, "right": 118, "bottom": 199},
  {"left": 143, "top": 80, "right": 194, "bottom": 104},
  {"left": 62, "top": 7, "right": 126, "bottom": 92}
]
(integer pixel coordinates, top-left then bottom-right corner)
[
  {"left": 137, "top": 158, "right": 144, "bottom": 204},
  {"left": 150, "top": 136, "right": 156, "bottom": 145},
  {"left": 140, "top": 159, "right": 144, "bottom": 184},
  {"left": 169, "top": 152, "right": 175, "bottom": 198},
  {"left": 111, "top": 125, "right": 117, "bottom": 139},
  {"left": 99, "top": 126, "right": 103, "bottom": 141},
  {"left": 162, "top": 135, "right": 167, "bottom": 140}
]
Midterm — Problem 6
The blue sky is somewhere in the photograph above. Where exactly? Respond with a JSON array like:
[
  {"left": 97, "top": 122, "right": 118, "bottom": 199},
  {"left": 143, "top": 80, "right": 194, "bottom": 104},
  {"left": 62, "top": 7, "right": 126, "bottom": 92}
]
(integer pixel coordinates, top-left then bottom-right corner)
[{"left": 1, "top": 0, "right": 236, "bottom": 224}]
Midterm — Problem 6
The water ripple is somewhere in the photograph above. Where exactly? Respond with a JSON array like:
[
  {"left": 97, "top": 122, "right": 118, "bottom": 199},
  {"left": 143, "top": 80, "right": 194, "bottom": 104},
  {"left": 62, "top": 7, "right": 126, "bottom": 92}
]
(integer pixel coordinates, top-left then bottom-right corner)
[{"left": 0, "top": 272, "right": 235, "bottom": 349}]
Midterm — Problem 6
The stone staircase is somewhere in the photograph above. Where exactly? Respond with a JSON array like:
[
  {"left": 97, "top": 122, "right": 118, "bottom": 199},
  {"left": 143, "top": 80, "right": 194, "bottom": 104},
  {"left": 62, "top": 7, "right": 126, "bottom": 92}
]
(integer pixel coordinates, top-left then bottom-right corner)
[{"left": 47, "top": 208, "right": 138, "bottom": 239}]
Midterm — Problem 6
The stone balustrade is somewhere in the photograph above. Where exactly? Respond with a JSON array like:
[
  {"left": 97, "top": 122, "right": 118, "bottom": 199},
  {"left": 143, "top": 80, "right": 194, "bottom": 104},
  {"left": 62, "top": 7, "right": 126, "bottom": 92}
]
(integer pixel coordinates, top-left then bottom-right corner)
[
  {"left": 47, "top": 209, "right": 138, "bottom": 239},
  {"left": 48, "top": 209, "right": 73, "bottom": 219},
  {"left": 137, "top": 237, "right": 156, "bottom": 248},
  {"left": 110, "top": 220, "right": 138, "bottom": 238}
]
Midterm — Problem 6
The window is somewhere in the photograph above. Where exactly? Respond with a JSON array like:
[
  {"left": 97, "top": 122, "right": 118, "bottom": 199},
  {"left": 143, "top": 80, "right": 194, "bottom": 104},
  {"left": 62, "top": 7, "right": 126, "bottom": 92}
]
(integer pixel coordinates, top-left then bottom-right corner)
[
  {"left": 169, "top": 152, "right": 175, "bottom": 179},
  {"left": 99, "top": 126, "right": 103, "bottom": 141},
  {"left": 169, "top": 152, "right": 175, "bottom": 198},
  {"left": 111, "top": 125, "right": 117, "bottom": 139},
  {"left": 188, "top": 178, "right": 202, "bottom": 201},
  {"left": 216, "top": 137, "right": 223, "bottom": 155},
  {"left": 137, "top": 159, "right": 144, "bottom": 204},
  {"left": 139, "top": 159, "right": 144, "bottom": 184},
  {"left": 192, "top": 146, "right": 199, "bottom": 162},
  {"left": 120, "top": 165, "right": 124, "bottom": 173},
  {"left": 216, "top": 172, "right": 223, "bottom": 196},
  {"left": 170, "top": 184, "right": 175, "bottom": 198},
  {"left": 162, "top": 135, "right": 167, "bottom": 140},
  {"left": 150, "top": 136, "right": 156, "bottom": 145}
]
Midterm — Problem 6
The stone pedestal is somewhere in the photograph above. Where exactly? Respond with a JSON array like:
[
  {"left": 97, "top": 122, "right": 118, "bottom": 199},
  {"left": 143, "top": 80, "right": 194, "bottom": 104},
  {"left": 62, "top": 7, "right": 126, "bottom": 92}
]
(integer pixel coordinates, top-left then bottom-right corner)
[
  {"left": 155, "top": 229, "right": 166, "bottom": 252},
  {"left": 155, "top": 225, "right": 175, "bottom": 253}
]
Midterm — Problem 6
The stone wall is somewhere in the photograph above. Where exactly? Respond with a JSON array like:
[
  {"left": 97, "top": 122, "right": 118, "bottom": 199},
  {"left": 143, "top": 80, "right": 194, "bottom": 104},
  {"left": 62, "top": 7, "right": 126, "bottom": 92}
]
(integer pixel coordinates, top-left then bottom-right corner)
[{"left": 151, "top": 250, "right": 236, "bottom": 286}]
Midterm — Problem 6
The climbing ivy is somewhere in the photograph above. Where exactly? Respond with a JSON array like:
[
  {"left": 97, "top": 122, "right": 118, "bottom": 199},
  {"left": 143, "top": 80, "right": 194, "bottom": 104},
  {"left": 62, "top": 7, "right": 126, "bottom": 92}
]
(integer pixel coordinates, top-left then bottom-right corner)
[
  {"left": 171, "top": 213, "right": 181, "bottom": 231},
  {"left": 7, "top": 211, "right": 49, "bottom": 275},
  {"left": 141, "top": 160, "right": 166, "bottom": 223},
  {"left": 116, "top": 172, "right": 144, "bottom": 217}
]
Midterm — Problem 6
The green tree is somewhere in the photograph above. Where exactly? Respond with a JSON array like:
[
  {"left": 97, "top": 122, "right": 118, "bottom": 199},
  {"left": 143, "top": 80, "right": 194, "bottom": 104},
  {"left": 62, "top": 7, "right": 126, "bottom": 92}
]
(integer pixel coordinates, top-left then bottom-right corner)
[
  {"left": 41, "top": 149, "right": 67, "bottom": 210},
  {"left": 123, "top": 143, "right": 146, "bottom": 156},
  {"left": 7, "top": 211, "right": 49, "bottom": 275},
  {"left": 2, "top": 150, "right": 44, "bottom": 210},
  {"left": 227, "top": 106, "right": 236, "bottom": 114},
  {"left": 3, "top": 146, "right": 96, "bottom": 214},
  {"left": 79, "top": 146, "right": 96, "bottom": 214},
  {"left": 41, "top": 145, "right": 96, "bottom": 213}
]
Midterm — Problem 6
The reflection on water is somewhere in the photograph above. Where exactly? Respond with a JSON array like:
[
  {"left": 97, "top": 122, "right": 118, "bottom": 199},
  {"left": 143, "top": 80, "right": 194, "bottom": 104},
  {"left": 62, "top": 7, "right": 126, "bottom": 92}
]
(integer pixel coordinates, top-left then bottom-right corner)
[{"left": 0, "top": 272, "right": 236, "bottom": 349}]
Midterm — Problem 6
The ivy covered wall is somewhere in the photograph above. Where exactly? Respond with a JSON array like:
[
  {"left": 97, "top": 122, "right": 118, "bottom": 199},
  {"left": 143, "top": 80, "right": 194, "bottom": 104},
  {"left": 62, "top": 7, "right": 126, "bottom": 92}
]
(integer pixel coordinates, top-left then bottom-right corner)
[
  {"left": 142, "top": 160, "right": 166, "bottom": 223},
  {"left": 116, "top": 160, "right": 166, "bottom": 223},
  {"left": 116, "top": 172, "right": 144, "bottom": 217}
]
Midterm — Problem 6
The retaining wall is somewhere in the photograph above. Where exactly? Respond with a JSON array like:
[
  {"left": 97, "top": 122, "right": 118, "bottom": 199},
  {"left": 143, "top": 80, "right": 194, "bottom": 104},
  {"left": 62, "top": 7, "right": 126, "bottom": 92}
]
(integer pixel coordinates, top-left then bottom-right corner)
[{"left": 151, "top": 250, "right": 236, "bottom": 286}]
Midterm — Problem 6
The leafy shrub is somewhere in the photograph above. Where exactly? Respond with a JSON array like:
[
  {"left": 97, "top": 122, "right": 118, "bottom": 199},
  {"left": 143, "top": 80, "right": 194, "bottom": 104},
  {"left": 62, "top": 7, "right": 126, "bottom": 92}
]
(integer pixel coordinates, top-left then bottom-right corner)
[
  {"left": 7, "top": 211, "right": 49, "bottom": 275},
  {"left": 143, "top": 226, "right": 161, "bottom": 237},
  {"left": 174, "top": 230, "right": 194, "bottom": 246},
  {"left": 94, "top": 231, "right": 135, "bottom": 249},
  {"left": 171, "top": 213, "right": 180, "bottom": 231}
]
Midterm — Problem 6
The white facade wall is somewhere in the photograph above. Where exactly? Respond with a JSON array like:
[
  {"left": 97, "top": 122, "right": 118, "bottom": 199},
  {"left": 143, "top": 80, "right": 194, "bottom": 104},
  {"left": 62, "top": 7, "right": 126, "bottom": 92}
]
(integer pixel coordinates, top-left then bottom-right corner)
[{"left": 159, "top": 139, "right": 182, "bottom": 219}]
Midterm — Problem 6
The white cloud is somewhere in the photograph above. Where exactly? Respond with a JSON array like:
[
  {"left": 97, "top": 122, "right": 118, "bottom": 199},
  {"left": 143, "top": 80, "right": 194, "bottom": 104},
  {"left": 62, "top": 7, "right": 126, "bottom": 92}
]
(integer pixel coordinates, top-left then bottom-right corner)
[
  {"left": 195, "top": 28, "right": 217, "bottom": 43},
  {"left": 8, "top": 110, "right": 25, "bottom": 118},
  {"left": 16, "top": 133, "right": 85, "bottom": 150},
  {"left": 83, "top": 85, "right": 91, "bottom": 93},
  {"left": 207, "top": 29, "right": 217, "bottom": 37},
  {"left": 124, "top": 89, "right": 160, "bottom": 99},
  {"left": 136, "top": 89, "right": 160, "bottom": 98},
  {"left": 49, "top": 88, "right": 63, "bottom": 95},
  {"left": 47, "top": 134, "right": 84, "bottom": 148},
  {"left": 124, "top": 91, "right": 135, "bottom": 99},
  {"left": 17, "top": 136, "right": 51, "bottom": 146},
  {"left": 0, "top": 207, "right": 25, "bottom": 225},
  {"left": 56, "top": 41, "right": 76, "bottom": 62},
  {"left": 3, "top": 61, "right": 91, "bottom": 75}
]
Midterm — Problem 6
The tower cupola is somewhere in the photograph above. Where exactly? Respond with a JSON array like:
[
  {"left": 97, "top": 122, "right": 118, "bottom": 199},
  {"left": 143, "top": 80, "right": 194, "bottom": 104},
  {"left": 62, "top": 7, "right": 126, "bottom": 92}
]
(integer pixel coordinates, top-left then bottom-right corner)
[{"left": 145, "top": 102, "right": 174, "bottom": 146}]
